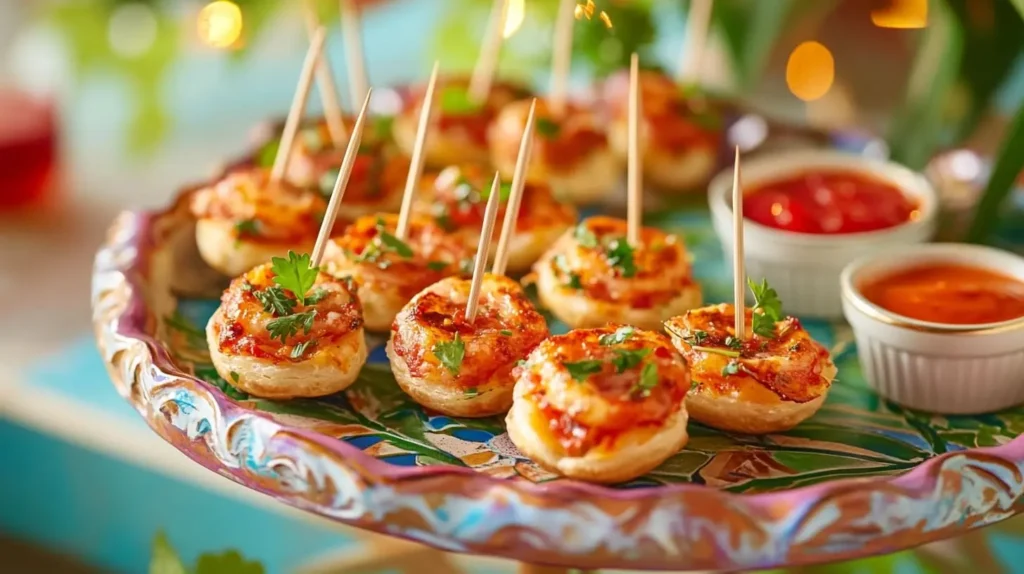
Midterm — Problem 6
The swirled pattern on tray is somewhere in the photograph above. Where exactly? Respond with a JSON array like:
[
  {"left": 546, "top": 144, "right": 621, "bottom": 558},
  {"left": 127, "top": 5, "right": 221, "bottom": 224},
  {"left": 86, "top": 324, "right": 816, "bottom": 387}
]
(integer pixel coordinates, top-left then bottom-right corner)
[{"left": 92, "top": 200, "right": 1024, "bottom": 571}]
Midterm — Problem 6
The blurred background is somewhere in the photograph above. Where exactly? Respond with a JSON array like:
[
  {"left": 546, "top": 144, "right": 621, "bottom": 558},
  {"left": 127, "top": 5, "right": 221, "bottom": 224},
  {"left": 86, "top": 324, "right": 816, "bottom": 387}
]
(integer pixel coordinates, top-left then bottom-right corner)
[{"left": 1, "top": 0, "right": 1023, "bottom": 572}]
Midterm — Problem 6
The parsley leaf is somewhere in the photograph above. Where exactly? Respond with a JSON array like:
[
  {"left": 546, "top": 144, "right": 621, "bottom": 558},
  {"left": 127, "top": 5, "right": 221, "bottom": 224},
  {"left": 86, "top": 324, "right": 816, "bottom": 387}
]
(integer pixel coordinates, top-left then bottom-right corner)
[
  {"left": 599, "top": 326, "right": 635, "bottom": 346},
  {"left": 439, "top": 86, "right": 481, "bottom": 115},
  {"left": 683, "top": 330, "right": 707, "bottom": 345},
  {"left": 464, "top": 387, "right": 479, "bottom": 397},
  {"left": 266, "top": 310, "right": 317, "bottom": 343},
  {"left": 553, "top": 255, "right": 582, "bottom": 290},
  {"left": 229, "top": 371, "right": 240, "bottom": 383},
  {"left": 612, "top": 348, "right": 651, "bottom": 373},
  {"left": 722, "top": 360, "right": 741, "bottom": 376},
  {"left": 234, "top": 219, "right": 261, "bottom": 237},
  {"left": 606, "top": 238, "right": 637, "bottom": 278},
  {"left": 481, "top": 180, "right": 513, "bottom": 202},
  {"left": 305, "top": 288, "right": 328, "bottom": 305},
  {"left": 372, "top": 115, "right": 395, "bottom": 140},
  {"left": 633, "top": 362, "right": 659, "bottom": 398},
  {"left": 573, "top": 224, "right": 599, "bottom": 248},
  {"left": 433, "top": 334, "right": 465, "bottom": 375},
  {"left": 426, "top": 260, "right": 449, "bottom": 272},
  {"left": 536, "top": 118, "right": 561, "bottom": 138},
  {"left": 254, "top": 286, "right": 296, "bottom": 317},
  {"left": 500, "top": 330, "right": 513, "bottom": 336},
  {"left": 748, "top": 277, "right": 783, "bottom": 338},
  {"left": 563, "top": 359, "right": 604, "bottom": 382},
  {"left": 379, "top": 229, "right": 414, "bottom": 258},
  {"left": 290, "top": 340, "right": 315, "bottom": 359},
  {"left": 725, "top": 336, "right": 743, "bottom": 350},
  {"left": 271, "top": 251, "right": 319, "bottom": 305}
]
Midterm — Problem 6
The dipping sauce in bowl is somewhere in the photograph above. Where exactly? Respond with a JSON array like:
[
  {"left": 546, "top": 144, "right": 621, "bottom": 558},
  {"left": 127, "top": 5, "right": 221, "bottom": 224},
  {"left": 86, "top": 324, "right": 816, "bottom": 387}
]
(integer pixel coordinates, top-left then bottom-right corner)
[
  {"left": 859, "top": 264, "right": 1024, "bottom": 325},
  {"left": 743, "top": 170, "right": 920, "bottom": 234}
]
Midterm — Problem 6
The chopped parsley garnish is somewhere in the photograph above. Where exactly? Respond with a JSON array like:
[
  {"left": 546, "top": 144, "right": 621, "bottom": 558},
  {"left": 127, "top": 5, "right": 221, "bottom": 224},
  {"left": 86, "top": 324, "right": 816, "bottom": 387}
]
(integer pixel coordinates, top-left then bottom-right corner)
[
  {"left": 573, "top": 225, "right": 599, "bottom": 248},
  {"left": 234, "top": 218, "right": 261, "bottom": 237},
  {"left": 271, "top": 251, "right": 319, "bottom": 305},
  {"left": 536, "top": 118, "right": 561, "bottom": 138},
  {"left": 563, "top": 359, "right": 604, "bottom": 382},
  {"left": 599, "top": 326, "right": 635, "bottom": 346},
  {"left": 606, "top": 238, "right": 637, "bottom": 278},
  {"left": 433, "top": 333, "right": 465, "bottom": 375},
  {"left": 354, "top": 219, "right": 415, "bottom": 265},
  {"left": 426, "top": 260, "right": 449, "bottom": 272},
  {"left": 290, "top": 340, "right": 316, "bottom": 359},
  {"left": 725, "top": 336, "right": 743, "bottom": 350},
  {"left": 464, "top": 387, "right": 479, "bottom": 397},
  {"left": 439, "top": 86, "right": 481, "bottom": 115},
  {"left": 480, "top": 180, "right": 513, "bottom": 202},
  {"left": 633, "top": 362, "right": 659, "bottom": 398},
  {"left": 721, "top": 360, "right": 740, "bottom": 377},
  {"left": 553, "top": 254, "right": 582, "bottom": 290},
  {"left": 379, "top": 229, "right": 414, "bottom": 258},
  {"left": 500, "top": 330, "right": 513, "bottom": 336},
  {"left": 371, "top": 115, "right": 395, "bottom": 140},
  {"left": 254, "top": 286, "right": 296, "bottom": 317},
  {"left": 748, "top": 277, "right": 783, "bottom": 338},
  {"left": 305, "top": 288, "right": 328, "bottom": 305},
  {"left": 683, "top": 330, "right": 708, "bottom": 345},
  {"left": 229, "top": 371, "right": 240, "bottom": 383},
  {"left": 266, "top": 309, "right": 317, "bottom": 344},
  {"left": 612, "top": 348, "right": 651, "bottom": 374}
]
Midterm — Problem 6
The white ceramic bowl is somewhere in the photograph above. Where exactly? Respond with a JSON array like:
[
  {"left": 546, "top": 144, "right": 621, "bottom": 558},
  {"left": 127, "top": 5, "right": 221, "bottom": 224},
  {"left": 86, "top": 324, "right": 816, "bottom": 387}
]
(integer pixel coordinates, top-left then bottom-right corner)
[
  {"left": 841, "top": 243, "right": 1024, "bottom": 414},
  {"left": 708, "top": 150, "right": 938, "bottom": 318}
]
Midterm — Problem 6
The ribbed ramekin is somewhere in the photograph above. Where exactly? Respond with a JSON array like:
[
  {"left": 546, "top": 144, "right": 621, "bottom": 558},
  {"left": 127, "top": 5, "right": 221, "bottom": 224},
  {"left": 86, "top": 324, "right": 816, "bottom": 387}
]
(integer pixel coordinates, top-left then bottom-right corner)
[
  {"left": 841, "top": 243, "right": 1024, "bottom": 414},
  {"left": 708, "top": 150, "right": 938, "bottom": 318}
]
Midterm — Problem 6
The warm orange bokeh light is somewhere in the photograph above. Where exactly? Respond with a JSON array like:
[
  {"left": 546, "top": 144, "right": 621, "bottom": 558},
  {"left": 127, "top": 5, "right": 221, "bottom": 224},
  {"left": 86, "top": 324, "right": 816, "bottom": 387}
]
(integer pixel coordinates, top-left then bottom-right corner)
[
  {"left": 786, "top": 41, "right": 835, "bottom": 102},
  {"left": 871, "top": 0, "right": 928, "bottom": 29}
]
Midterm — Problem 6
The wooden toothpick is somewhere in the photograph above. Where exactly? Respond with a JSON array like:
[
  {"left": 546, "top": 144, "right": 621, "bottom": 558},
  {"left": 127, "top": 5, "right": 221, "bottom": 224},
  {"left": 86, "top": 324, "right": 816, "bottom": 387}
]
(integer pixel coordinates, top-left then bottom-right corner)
[
  {"left": 626, "top": 52, "right": 642, "bottom": 246},
  {"left": 549, "top": 0, "right": 576, "bottom": 117},
  {"left": 465, "top": 173, "right": 503, "bottom": 323},
  {"left": 302, "top": 0, "right": 347, "bottom": 146},
  {"left": 676, "top": 0, "right": 713, "bottom": 85},
  {"left": 271, "top": 27, "right": 327, "bottom": 186},
  {"left": 340, "top": 0, "right": 370, "bottom": 108},
  {"left": 468, "top": 0, "right": 509, "bottom": 104},
  {"left": 491, "top": 98, "right": 537, "bottom": 277},
  {"left": 311, "top": 89, "right": 374, "bottom": 266},
  {"left": 395, "top": 61, "right": 440, "bottom": 241},
  {"left": 731, "top": 146, "right": 745, "bottom": 340}
]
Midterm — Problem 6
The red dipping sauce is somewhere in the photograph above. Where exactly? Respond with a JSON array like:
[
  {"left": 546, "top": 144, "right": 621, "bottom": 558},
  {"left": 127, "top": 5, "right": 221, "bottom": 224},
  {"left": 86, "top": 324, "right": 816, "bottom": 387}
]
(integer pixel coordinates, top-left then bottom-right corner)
[{"left": 743, "top": 170, "right": 919, "bottom": 234}]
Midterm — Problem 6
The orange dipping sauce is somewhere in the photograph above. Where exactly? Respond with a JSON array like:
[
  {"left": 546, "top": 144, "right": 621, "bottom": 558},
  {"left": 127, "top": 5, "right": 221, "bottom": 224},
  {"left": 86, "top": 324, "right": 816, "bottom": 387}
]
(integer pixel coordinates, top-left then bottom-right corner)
[
  {"left": 744, "top": 170, "right": 919, "bottom": 234},
  {"left": 860, "top": 264, "right": 1024, "bottom": 325}
]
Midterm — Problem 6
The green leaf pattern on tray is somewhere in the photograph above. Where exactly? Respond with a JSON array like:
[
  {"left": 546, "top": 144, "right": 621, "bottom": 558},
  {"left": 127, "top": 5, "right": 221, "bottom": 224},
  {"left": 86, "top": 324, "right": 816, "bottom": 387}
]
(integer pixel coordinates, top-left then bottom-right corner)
[{"left": 163, "top": 207, "right": 1024, "bottom": 491}]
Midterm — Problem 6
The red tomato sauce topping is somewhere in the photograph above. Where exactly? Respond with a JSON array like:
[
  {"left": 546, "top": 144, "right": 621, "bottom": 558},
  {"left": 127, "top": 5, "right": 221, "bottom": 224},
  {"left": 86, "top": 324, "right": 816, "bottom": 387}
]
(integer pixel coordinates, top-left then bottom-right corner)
[
  {"left": 743, "top": 170, "right": 919, "bottom": 234},
  {"left": 860, "top": 264, "right": 1024, "bottom": 325}
]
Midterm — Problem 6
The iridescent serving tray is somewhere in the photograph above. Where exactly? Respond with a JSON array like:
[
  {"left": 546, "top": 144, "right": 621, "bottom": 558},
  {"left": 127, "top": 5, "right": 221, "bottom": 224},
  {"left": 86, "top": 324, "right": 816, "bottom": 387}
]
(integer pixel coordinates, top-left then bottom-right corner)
[{"left": 91, "top": 124, "right": 1024, "bottom": 571}]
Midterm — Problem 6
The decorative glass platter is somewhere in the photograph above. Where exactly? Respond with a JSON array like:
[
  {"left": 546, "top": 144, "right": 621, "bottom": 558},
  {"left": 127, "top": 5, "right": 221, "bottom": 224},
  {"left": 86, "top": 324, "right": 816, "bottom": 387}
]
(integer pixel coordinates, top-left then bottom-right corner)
[{"left": 91, "top": 131, "right": 1024, "bottom": 572}]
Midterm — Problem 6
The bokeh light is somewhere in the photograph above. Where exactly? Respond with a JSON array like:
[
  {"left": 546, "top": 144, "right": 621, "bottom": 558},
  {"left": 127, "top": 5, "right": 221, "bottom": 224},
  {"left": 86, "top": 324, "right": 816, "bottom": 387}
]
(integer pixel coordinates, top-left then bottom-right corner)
[
  {"left": 197, "top": 1, "right": 244, "bottom": 49},
  {"left": 503, "top": 0, "right": 525, "bottom": 39},
  {"left": 786, "top": 41, "right": 835, "bottom": 102},
  {"left": 871, "top": 0, "right": 928, "bottom": 29}
]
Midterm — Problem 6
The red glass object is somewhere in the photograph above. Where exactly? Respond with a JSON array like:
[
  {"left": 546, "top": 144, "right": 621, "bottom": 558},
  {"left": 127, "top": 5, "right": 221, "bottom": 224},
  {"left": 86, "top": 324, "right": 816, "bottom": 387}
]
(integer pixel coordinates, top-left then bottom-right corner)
[{"left": 0, "top": 90, "right": 58, "bottom": 210}]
